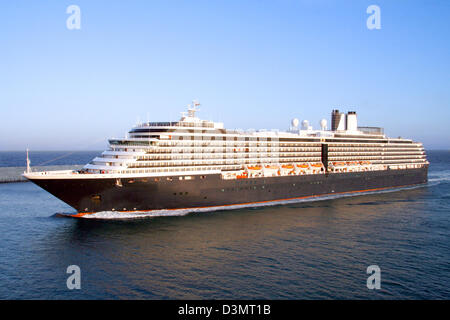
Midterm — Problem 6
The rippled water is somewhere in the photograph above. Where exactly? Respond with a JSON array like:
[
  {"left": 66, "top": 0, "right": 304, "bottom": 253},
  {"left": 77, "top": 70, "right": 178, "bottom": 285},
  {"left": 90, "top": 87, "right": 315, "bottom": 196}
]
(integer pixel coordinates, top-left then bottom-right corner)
[{"left": 0, "top": 151, "right": 449, "bottom": 299}]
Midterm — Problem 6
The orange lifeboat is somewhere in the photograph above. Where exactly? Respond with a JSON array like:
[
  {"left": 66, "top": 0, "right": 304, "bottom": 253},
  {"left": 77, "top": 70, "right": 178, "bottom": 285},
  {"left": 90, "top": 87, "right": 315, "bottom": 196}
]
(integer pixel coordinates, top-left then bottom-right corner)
[
  {"left": 333, "top": 162, "right": 346, "bottom": 166},
  {"left": 248, "top": 165, "right": 262, "bottom": 170},
  {"left": 265, "top": 165, "right": 278, "bottom": 169},
  {"left": 237, "top": 173, "right": 248, "bottom": 179},
  {"left": 311, "top": 163, "right": 323, "bottom": 168},
  {"left": 282, "top": 164, "right": 294, "bottom": 169},
  {"left": 297, "top": 164, "right": 309, "bottom": 168}
]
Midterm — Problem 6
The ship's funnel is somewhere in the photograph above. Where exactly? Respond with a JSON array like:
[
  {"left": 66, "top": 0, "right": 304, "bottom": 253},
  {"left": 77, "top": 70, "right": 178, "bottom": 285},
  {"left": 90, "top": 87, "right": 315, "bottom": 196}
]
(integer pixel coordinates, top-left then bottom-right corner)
[
  {"left": 331, "top": 110, "right": 346, "bottom": 131},
  {"left": 346, "top": 111, "right": 358, "bottom": 131}
]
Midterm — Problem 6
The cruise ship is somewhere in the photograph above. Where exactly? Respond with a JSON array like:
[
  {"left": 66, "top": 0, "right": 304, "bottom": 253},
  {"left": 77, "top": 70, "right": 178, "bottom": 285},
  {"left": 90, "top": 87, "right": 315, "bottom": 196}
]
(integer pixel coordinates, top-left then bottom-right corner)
[{"left": 24, "top": 101, "right": 428, "bottom": 217}]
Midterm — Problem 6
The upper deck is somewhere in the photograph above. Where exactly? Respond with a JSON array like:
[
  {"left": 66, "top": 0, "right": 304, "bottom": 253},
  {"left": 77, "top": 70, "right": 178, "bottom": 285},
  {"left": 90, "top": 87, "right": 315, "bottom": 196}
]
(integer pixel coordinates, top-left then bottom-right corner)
[{"left": 25, "top": 102, "right": 428, "bottom": 178}]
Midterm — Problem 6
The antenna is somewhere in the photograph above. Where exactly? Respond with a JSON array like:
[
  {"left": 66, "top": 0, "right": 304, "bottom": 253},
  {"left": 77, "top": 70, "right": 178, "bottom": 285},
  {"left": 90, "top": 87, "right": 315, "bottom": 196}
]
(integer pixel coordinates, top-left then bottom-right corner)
[{"left": 188, "top": 100, "right": 200, "bottom": 118}]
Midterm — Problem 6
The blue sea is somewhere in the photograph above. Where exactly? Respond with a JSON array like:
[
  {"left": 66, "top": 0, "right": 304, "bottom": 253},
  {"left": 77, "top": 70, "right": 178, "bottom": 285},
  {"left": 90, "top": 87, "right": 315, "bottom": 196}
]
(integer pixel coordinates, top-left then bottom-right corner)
[
  {"left": 0, "top": 151, "right": 101, "bottom": 167},
  {"left": 0, "top": 150, "right": 449, "bottom": 299}
]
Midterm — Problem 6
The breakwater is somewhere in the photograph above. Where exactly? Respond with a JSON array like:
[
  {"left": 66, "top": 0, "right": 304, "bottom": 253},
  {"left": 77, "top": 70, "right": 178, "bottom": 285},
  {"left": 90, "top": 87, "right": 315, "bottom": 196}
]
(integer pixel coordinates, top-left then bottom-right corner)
[{"left": 0, "top": 165, "right": 83, "bottom": 183}]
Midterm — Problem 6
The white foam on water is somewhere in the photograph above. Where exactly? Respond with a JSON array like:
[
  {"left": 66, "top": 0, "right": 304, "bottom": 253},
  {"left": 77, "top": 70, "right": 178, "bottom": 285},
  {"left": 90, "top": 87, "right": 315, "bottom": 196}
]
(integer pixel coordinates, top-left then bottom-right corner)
[
  {"left": 428, "top": 170, "right": 450, "bottom": 184},
  {"left": 71, "top": 184, "right": 427, "bottom": 220},
  {"left": 80, "top": 209, "right": 193, "bottom": 219}
]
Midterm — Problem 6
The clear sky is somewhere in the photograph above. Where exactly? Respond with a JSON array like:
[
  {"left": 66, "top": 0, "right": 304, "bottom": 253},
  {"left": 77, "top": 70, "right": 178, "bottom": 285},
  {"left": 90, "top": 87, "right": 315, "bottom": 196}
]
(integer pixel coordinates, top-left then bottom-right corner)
[{"left": 1, "top": 0, "right": 449, "bottom": 150}]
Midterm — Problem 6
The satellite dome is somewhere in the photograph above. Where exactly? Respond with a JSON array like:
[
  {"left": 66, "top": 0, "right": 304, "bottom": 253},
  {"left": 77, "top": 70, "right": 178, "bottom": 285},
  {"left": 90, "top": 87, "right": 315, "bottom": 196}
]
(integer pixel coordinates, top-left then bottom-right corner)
[
  {"left": 301, "top": 120, "right": 309, "bottom": 130},
  {"left": 291, "top": 118, "right": 299, "bottom": 128},
  {"left": 320, "top": 119, "right": 327, "bottom": 130}
]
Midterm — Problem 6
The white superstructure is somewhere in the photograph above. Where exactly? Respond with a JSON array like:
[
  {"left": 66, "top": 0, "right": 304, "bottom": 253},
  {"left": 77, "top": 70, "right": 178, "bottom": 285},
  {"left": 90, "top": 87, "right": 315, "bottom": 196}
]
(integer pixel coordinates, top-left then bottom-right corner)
[{"left": 78, "top": 102, "right": 428, "bottom": 178}]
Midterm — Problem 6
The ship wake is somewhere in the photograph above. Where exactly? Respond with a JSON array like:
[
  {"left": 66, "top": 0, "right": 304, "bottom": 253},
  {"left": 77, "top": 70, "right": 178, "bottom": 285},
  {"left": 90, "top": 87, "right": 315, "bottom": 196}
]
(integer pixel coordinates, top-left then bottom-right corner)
[{"left": 428, "top": 169, "right": 450, "bottom": 185}]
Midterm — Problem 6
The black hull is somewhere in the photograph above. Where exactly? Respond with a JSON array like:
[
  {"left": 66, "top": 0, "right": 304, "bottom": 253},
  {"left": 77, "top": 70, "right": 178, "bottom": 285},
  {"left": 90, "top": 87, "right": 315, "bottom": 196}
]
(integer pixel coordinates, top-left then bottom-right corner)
[{"left": 29, "top": 167, "right": 428, "bottom": 215}]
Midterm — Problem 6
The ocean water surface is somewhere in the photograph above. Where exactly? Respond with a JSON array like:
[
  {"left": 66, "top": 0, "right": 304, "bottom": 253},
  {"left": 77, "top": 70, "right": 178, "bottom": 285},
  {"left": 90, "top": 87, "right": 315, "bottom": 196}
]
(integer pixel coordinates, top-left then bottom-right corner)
[
  {"left": 0, "top": 151, "right": 101, "bottom": 167},
  {"left": 0, "top": 150, "right": 449, "bottom": 299}
]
